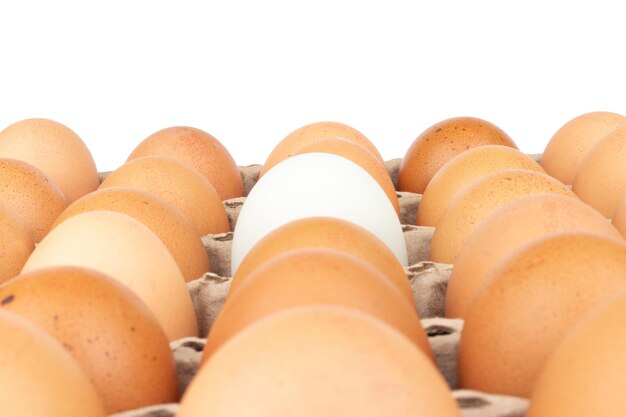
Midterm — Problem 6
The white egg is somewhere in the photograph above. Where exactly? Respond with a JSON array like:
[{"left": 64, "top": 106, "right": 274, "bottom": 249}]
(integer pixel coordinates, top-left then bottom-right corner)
[{"left": 231, "top": 152, "right": 408, "bottom": 273}]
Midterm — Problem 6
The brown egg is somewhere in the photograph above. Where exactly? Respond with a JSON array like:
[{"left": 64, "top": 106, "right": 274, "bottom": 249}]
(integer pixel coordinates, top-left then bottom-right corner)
[
  {"left": 0, "top": 309, "right": 106, "bottom": 417},
  {"left": 0, "top": 206, "right": 34, "bottom": 284},
  {"left": 540, "top": 111, "right": 626, "bottom": 185},
  {"left": 0, "top": 266, "right": 178, "bottom": 413},
  {"left": 429, "top": 169, "right": 576, "bottom": 264},
  {"left": 21, "top": 210, "right": 198, "bottom": 341},
  {"left": 397, "top": 116, "right": 517, "bottom": 194},
  {"left": 612, "top": 195, "right": 626, "bottom": 238},
  {"left": 229, "top": 216, "right": 413, "bottom": 306},
  {"left": 0, "top": 158, "right": 67, "bottom": 242},
  {"left": 293, "top": 138, "right": 400, "bottom": 216},
  {"left": 180, "top": 306, "right": 459, "bottom": 417},
  {"left": 52, "top": 187, "right": 211, "bottom": 282},
  {"left": 127, "top": 126, "right": 243, "bottom": 200},
  {"left": 458, "top": 232, "right": 626, "bottom": 398},
  {"left": 447, "top": 194, "right": 623, "bottom": 318},
  {"left": 572, "top": 125, "right": 626, "bottom": 218},
  {"left": 99, "top": 156, "right": 230, "bottom": 236},
  {"left": 417, "top": 145, "right": 544, "bottom": 227},
  {"left": 203, "top": 248, "right": 431, "bottom": 361},
  {"left": 0, "top": 118, "right": 100, "bottom": 203},
  {"left": 260, "top": 121, "right": 383, "bottom": 176},
  {"left": 526, "top": 290, "right": 626, "bottom": 417}
]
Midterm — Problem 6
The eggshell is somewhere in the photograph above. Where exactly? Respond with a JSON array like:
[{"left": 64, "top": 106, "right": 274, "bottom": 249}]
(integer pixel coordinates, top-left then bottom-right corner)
[
  {"left": 612, "top": 195, "right": 626, "bottom": 238},
  {"left": 572, "top": 125, "right": 626, "bottom": 218},
  {"left": 526, "top": 290, "right": 626, "bottom": 417},
  {"left": 0, "top": 309, "right": 106, "bottom": 417},
  {"left": 0, "top": 206, "right": 34, "bottom": 284},
  {"left": 293, "top": 138, "right": 400, "bottom": 216},
  {"left": 0, "top": 158, "right": 67, "bottom": 242},
  {"left": 429, "top": 169, "right": 576, "bottom": 264},
  {"left": 447, "top": 194, "right": 623, "bottom": 318},
  {"left": 417, "top": 145, "right": 544, "bottom": 227},
  {"left": 0, "top": 118, "right": 100, "bottom": 203},
  {"left": 0, "top": 266, "right": 178, "bottom": 413},
  {"left": 397, "top": 116, "right": 517, "bottom": 194},
  {"left": 458, "top": 232, "right": 626, "bottom": 398},
  {"left": 260, "top": 121, "right": 383, "bottom": 176},
  {"left": 180, "top": 306, "right": 460, "bottom": 417},
  {"left": 540, "top": 111, "right": 626, "bottom": 184},
  {"left": 230, "top": 216, "right": 413, "bottom": 305},
  {"left": 203, "top": 248, "right": 431, "bottom": 361},
  {"left": 21, "top": 210, "right": 198, "bottom": 341},
  {"left": 99, "top": 156, "right": 230, "bottom": 236},
  {"left": 231, "top": 153, "right": 408, "bottom": 273},
  {"left": 52, "top": 187, "right": 211, "bottom": 281},
  {"left": 127, "top": 126, "right": 243, "bottom": 200}
]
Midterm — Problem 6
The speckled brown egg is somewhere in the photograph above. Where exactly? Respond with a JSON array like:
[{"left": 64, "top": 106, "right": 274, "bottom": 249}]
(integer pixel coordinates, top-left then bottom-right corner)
[
  {"left": 127, "top": 126, "right": 243, "bottom": 200},
  {"left": 397, "top": 116, "right": 517, "bottom": 194},
  {"left": 0, "top": 158, "right": 67, "bottom": 242},
  {"left": 458, "top": 232, "right": 626, "bottom": 398},
  {"left": 0, "top": 266, "right": 178, "bottom": 413},
  {"left": 0, "top": 118, "right": 100, "bottom": 203},
  {"left": 612, "top": 195, "right": 626, "bottom": 238},
  {"left": 0, "top": 206, "right": 34, "bottom": 284}
]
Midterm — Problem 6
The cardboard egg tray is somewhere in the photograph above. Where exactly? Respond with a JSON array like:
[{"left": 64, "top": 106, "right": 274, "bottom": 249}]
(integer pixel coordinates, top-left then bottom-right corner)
[{"left": 108, "top": 159, "right": 535, "bottom": 417}]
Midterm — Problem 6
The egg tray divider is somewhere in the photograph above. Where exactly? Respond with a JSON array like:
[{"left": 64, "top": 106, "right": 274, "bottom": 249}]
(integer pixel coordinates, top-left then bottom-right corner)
[{"left": 104, "top": 158, "right": 539, "bottom": 417}]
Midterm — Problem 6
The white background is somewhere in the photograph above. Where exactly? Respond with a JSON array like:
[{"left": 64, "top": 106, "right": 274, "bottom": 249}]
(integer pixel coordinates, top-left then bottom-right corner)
[{"left": 1, "top": 1, "right": 625, "bottom": 172}]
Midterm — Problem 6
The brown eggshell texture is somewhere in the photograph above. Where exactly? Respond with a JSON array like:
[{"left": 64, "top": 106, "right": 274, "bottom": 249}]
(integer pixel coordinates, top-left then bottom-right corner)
[
  {"left": 612, "top": 195, "right": 626, "bottom": 238},
  {"left": 0, "top": 206, "right": 34, "bottom": 284}
]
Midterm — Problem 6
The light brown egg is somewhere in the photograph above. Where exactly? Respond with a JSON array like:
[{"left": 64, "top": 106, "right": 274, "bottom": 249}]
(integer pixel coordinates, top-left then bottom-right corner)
[
  {"left": 0, "top": 206, "right": 34, "bottom": 284},
  {"left": 540, "top": 111, "right": 626, "bottom": 185},
  {"left": 0, "top": 118, "right": 100, "bottom": 203},
  {"left": 429, "top": 169, "right": 575, "bottom": 264},
  {"left": 0, "top": 266, "right": 178, "bottom": 413},
  {"left": 458, "top": 232, "right": 626, "bottom": 398},
  {"left": 572, "top": 125, "right": 626, "bottom": 218},
  {"left": 21, "top": 210, "right": 198, "bottom": 341},
  {"left": 417, "top": 145, "right": 544, "bottom": 227},
  {"left": 293, "top": 138, "right": 400, "bottom": 216},
  {"left": 397, "top": 116, "right": 517, "bottom": 194},
  {"left": 527, "top": 290, "right": 626, "bottom": 417},
  {"left": 180, "top": 306, "right": 460, "bottom": 417},
  {"left": 203, "top": 248, "right": 431, "bottom": 361},
  {"left": 52, "top": 187, "right": 211, "bottom": 282},
  {"left": 0, "top": 158, "right": 67, "bottom": 242},
  {"left": 260, "top": 121, "right": 383, "bottom": 176},
  {"left": 447, "top": 194, "right": 623, "bottom": 318},
  {"left": 612, "top": 195, "right": 626, "bottom": 238},
  {"left": 99, "top": 156, "right": 230, "bottom": 236},
  {"left": 127, "top": 126, "right": 243, "bottom": 200},
  {"left": 0, "top": 309, "right": 106, "bottom": 417},
  {"left": 229, "top": 216, "right": 413, "bottom": 305}
]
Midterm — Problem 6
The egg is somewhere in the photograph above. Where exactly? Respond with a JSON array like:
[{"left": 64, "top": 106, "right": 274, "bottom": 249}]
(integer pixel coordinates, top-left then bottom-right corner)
[
  {"left": 260, "top": 121, "right": 383, "bottom": 176},
  {"left": 417, "top": 145, "right": 544, "bottom": 227},
  {"left": 127, "top": 126, "right": 243, "bottom": 200},
  {"left": 203, "top": 248, "right": 431, "bottom": 361},
  {"left": 526, "top": 290, "right": 626, "bottom": 417},
  {"left": 0, "top": 309, "right": 106, "bottom": 417},
  {"left": 52, "top": 187, "right": 211, "bottom": 282},
  {"left": 0, "top": 118, "right": 100, "bottom": 203},
  {"left": 231, "top": 153, "right": 407, "bottom": 273},
  {"left": 0, "top": 158, "right": 67, "bottom": 242},
  {"left": 99, "top": 156, "right": 230, "bottom": 236},
  {"left": 21, "top": 210, "right": 198, "bottom": 341},
  {"left": 230, "top": 216, "right": 413, "bottom": 305},
  {"left": 293, "top": 137, "right": 400, "bottom": 217},
  {"left": 180, "top": 306, "right": 460, "bottom": 417},
  {"left": 612, "top": 195, "right": 626, "bottom": 238},
  {"left": 540, "top": 111, "right": 626, "bottom": 185},
  {"left": 0, "top": 266, "right": 178, "bottom": 413},
  {"left": 572, "top": 125, "right": 626, "bottom": 218},
  {"left": 458, "top": 232, "right": 626, "bottom": 398},
  {"left": 397, "top": 116, "right": 517, "bottom": 194},
  {"left": 0, "top": 206, "right": 34, "bottom": 284},
  {"left": 446, "top": 194, "right": 623, "bottom": 318},
  {"left": 429, "top": 169, "right": 576, "bottom": 264}
]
